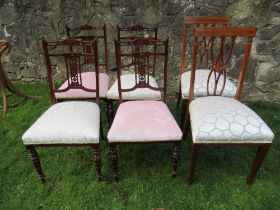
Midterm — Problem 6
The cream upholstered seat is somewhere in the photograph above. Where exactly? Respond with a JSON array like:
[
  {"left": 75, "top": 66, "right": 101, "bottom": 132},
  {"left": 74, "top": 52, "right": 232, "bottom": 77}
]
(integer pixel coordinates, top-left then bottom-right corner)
[
  {"left": 189, "top": 96, "right": 274, "bottom": 144},
  {"left": 55, "top": 72, "right": 109, "bottom": 99},
  {"left": 108, "top": 100, "right": 182, "bottom": 143},
  {"left": 107, "top": 74, "right": 161, "bottom": 100},
  {"left": 22, "top": 101, "right": 100, "bottom": 145},
  {"left": 181, "top": 69, "right": 237, "bottom": 99}
]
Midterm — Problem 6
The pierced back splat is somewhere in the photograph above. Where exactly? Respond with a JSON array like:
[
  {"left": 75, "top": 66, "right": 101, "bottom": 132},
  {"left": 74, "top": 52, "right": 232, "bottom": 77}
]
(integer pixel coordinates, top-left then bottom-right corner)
[
  {"left": 180, "top": 16, "right": 230, "bottom": 74},
  {"left": 41, "top": 38, "right": 100, "bottom": 105},
  {"left": 114, "top": 37, "right": 169, "bottom": 103},
  {"left": 66, "top": 23, "right": 108, "bottom": 73},
  {"left": 189, "top": 27, "right": 257, "bottom": 103}
]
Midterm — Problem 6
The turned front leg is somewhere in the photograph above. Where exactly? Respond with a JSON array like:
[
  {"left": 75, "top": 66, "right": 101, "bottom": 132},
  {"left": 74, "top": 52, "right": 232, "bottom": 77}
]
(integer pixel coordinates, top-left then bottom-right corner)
[
  {"left": 109, "top": 144, "right": 118, "bottom": 182},
  {"left": 172, "top": 142, "right": 180, "bottom": 178},
  {"left": 92, "top": 144, "right": 101, "bottom": 181},
  {"left": 26, "top": 145, "right": 45, "bottom": 182}
]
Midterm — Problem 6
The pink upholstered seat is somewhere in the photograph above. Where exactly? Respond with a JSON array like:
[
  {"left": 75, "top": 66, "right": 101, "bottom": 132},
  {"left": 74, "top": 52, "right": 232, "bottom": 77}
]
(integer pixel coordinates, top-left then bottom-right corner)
[
  {"left": 55, "top": 72, "right": 109, "bottom": 99},
  {"left": 108, "top": 101, "right": 182, "bottom": 142}
]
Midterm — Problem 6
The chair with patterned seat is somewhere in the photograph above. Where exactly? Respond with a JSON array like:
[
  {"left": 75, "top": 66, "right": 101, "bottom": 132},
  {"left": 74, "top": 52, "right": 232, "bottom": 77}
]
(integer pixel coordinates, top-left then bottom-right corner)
[
  {"left": 186, "top": 27, "right": 274, "bottom": 185},
  {"left": 107, "top": 37, "right": 183, "bottom": 181},
  {"left": 178, "top": 16, "right": 232, "bottom": 129},
  {"left": 22, "top": 39, "right": 102, "bottom": 182}
]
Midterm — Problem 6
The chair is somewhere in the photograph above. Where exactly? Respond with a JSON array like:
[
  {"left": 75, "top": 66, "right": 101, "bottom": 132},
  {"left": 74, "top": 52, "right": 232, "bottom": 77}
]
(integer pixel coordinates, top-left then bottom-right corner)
[
  {"left": 186, "top": 27, "right": 274, "bottom": 185},
  {"left": 65, "top": 23, "right": 111, "bottom": 124},
  {"left": 178, "top": 16, "right": 232, "bottom": 129},
  {"left": 107, "top": 24, "right": 159, "bottom": 102},
  {"left": 107, "top": 37, "right": 183, "bottom": 181},
  {"left": 22, "top": 39, "right": 101, "bottom": 182}
]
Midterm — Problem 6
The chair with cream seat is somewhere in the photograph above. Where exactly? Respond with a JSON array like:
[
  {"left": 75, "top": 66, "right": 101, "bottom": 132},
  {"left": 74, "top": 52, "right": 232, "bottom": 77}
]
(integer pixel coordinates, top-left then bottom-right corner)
[
  {"left": 107, "top": 37, "right": 183, "bottom": 181},
  {"left": 22, "top": 39, "right": 101, "bottom": 182},
  {"left": 178, "top": 16, "right": 232, "bottom": 129},
  {"left": 186, "top": 27, "right": 274, "bottom": 185}
]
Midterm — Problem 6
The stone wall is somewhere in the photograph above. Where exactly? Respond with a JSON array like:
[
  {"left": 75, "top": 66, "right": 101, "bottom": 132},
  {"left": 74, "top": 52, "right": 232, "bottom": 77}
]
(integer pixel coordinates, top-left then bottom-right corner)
[{"left": 0, "top": 0, "right": 279, "bottom": 103}]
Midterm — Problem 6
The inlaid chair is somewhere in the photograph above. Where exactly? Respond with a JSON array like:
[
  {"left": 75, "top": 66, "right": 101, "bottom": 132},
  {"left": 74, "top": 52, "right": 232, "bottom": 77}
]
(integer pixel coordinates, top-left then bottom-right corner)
[
  {"left": 22, "top": 39, "right": 101, "bottom": 182},
  {"left": 186, "top": 27, "right": 274, "bottom": 185},
  {"left": 107, "top": 38, "right": 183, "bottom": 181},
  {"left": 107, "top": 24, "right": 159, "bottom": 102},
  {"left": 178, "top": 16, "right": 232, "bottom": 129},
  {"left": 64, "top": 23, "right": 111, "bottom": 124}
]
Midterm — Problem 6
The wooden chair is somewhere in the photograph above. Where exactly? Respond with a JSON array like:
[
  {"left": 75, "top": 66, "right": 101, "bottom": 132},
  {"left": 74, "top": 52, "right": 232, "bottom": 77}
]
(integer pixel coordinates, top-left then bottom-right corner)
[
  {"left": 107, "top": 37, "right": 183, "bottom": 181},
  {"left": 22, "top": 39, "right": 101, "bottom": 182},
  {"left": 107, "top": 24, "right": 159, "bottom": 102},
  {"left": 178, "top": 16, "right": 232, "bottom": 129},
  {"left": 65, "top": 23, "right": 111, "bottom": 124},
  {"left": 186, "top": 27, "right": 274, "bottom": 185}
]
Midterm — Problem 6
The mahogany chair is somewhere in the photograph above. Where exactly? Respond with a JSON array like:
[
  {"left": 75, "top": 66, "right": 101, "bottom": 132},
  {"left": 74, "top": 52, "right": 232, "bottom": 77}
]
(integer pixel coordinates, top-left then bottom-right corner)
[
  {"left": 186, "top": 27, "right": 274, "bottom": 185},
  {"left": 178, "top": 16, "right": 232, "bottom": 129},
  {"left": 65, "top": 23, "right": 111, "bottom": 124},
  {"left": 107, "top": 24, "right": 159, "bottom": 102},
  {"left": 22, "top": 39, "right": 101, "bottom": 182},
  {"left": 107, "top": 37, "right": 183, "bottom": 181}
]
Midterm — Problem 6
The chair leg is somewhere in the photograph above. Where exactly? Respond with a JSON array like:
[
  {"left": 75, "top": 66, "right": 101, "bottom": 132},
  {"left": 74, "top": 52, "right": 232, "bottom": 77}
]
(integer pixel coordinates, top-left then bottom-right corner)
[
  {"left": 26, "top": 146, "right": 45, "bottom": 182},
  {"left": 187, "top": 144, "right": 199, "bottom": 185},
  {"left": 172, "top": 142, "right": 180, "bottom": 178},
  {"left": 176, "top": 88, "right": 182, "bottom": 109},
  {"left": 104, "top": 98, "right": 111, "bottom": 127},
  {"left": 180, "top": 99, "right": 187, "bottom": 129},
  {"left": 100, "top": 118, "right": 105, "bottom": 140},
  {"left": 92, "top": 144, "right": 102, "bottom": 181},
  {"left": 109, "top": 144, "right": 118, "bottom": 182},
  {"left": 247, "top": 145, "right": 270, "bottom": 185},
  {"left": 108, "top": 100, "right": 115, "bottom": 126},
  {"left": 182, "top": 108, "right": 190, "bottom": 139}
]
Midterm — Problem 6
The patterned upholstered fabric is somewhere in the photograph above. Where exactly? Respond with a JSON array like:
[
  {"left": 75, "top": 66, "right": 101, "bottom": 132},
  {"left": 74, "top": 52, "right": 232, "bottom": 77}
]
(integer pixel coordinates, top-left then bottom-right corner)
[
  {"left": 107, "top": 74, "right": 161, "bottom": 100},
  {"left": 22, "top": 101, "right": 100, "bottom": 145},
  {"left": 55, "top": 72, "right": 109, "bottom": 99},
  {"left": 108, "top": 101, "right": 182, "bottom": 142},
  {"left": 181, "top": 69, "right": 237, "bottom": 99},
  {"left": 190, "top": 96, "right": 274, "bottom": 143}
]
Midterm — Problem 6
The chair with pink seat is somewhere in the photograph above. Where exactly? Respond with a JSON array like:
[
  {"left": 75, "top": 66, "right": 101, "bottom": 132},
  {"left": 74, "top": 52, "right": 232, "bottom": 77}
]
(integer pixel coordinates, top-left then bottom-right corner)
[
  {"left": 61, "top": 23, "right": 111, "bottom": 124},
  {"left": 107, "top": 37, "right": 183, "bottom": 181}
]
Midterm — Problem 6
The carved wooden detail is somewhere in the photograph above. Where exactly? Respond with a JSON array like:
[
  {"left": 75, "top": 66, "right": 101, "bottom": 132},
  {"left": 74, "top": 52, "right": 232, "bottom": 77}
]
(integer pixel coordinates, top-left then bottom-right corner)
[
  {"left": 172, "top": 142, "right": 180, "bottom": 178},
  {"left": 114, "top": 37, "right": 169, "bottom": 103},
  {"left": 66, "top": 24, "right": 108, "bottom": 73},
  {"left": 41, "top": 38, "right": 100, "bottom": 105},
  {"left": 109, "top": 144, "right": 118, "bottom": 182},
  {"left": 92, "top": 145, "right": 101, "bottom": 181},
  {"left": 26, "top": 146, "right": 45, "bottom": 182}
]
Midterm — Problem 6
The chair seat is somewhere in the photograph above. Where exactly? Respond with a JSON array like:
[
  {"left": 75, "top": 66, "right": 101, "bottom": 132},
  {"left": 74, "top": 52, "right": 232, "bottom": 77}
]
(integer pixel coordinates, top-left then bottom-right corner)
[
  {"left": 181, "top": 69, "right": 237, "bottom": 99},
  {"left": 55, "top": 72, "right": 109, "bottom": 99},
  {"left": 107, "top": 101, "right": 182, "bottom": 143},
  {"left": 22, "top": 101, "right": 100, "bottom": 145},
  {"left": 107, "top": 74, "right": 161, "bottom": 100},
  {"left": 189, "top": 96, "right": 274, "bottom": 144}
]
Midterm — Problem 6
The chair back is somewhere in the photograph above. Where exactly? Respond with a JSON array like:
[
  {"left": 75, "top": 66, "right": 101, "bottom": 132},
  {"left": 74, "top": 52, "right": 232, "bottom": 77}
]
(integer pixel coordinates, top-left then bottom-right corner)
[
  {"left": 42, "top": 38, "right": 100, "bottom": 104},
  {"left": 188, "top": 27, "right": 257, "bottom": 102},
  {"left": 181, "top": 16, "right": 230, "bottom": 74},
  {"left": 66, "top": 24, "right": 108, "bottom": 74},
  {"left": 117, "top": 24, "right": 158, "bottom": 76},
  {"left": 115, "top": 37, "right": 169, "bottom": 103}
]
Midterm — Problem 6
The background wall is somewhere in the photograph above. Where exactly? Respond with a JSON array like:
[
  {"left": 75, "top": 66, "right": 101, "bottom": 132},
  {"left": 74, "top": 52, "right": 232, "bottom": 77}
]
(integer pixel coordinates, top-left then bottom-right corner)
[{"left": 0, "top": 0, "right": 279, "bottom": 103}]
